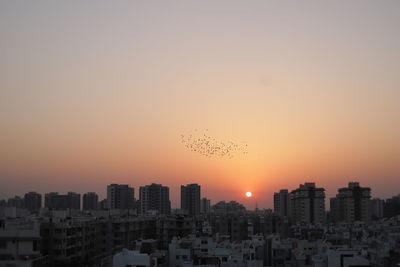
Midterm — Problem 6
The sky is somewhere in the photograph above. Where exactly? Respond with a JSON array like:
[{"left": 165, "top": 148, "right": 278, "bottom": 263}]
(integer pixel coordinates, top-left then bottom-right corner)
[{"left": 1, "top": 1, "right": 400, "bottom": 209}]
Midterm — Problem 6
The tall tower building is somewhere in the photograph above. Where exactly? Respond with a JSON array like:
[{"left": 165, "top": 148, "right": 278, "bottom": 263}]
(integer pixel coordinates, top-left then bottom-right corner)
[
  {"left": 274, "top": 189, "right": 289, "bottom": 217},
  {"left": 83, "top": 192, "right": 99, "bottom": 210},
  {"left": 181, "top": 184, "right": 201, "bottom": 216},
  {"left": 139, "top": 183, "right": 170, "bottom": 215},
  {"left": 200, "top": 198, "right": 211, "bottom": 214},
  {"left": 289, "top": 182, "right": 326, "bottom": 224},
  {"left": 330, "top": 182, "right": 371, "bottom": 223},
  {"left": 370, "top": 198, "right": 384, "bottom": 220},
  {"left": 329, "top": 197, "right": 340, "bottom": 223},
  {"left": 24, "top": 192, "right": 42, "bottom": 213},
  {"left": 107, "top": 184, "right": 135, "bottom": 210},
  {"left": 44, "top": 192, "right": 58, "bottom": 209}
]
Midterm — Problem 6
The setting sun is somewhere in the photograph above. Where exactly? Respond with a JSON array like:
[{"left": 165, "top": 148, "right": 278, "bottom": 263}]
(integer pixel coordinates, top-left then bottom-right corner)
[{"left": 245, "top": 191, "right": 252, "bottom": 198}]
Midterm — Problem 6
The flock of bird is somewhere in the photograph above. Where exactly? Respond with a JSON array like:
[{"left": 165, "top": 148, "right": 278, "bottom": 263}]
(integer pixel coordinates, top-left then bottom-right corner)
[{"left": 180, "top": 129, "right": 248, "bottom": 159}]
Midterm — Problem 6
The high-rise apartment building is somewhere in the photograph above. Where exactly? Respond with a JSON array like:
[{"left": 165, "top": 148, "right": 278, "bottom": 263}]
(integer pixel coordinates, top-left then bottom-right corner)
[
  {"left": 274, "top": 189, "right": 289, "bottom": 217},
  {"left": 44, "top": 192, "right": 81, "bottom": 210},
  {"left": 44, "top": 192, "right": 57, "bottom": 209},
  {"left": 200, "top": 198, "right": 211, "bottom": 214},
  {"left": 139, "top": 183, "right": 170, "bottom": 215},
  {"left": 370, "top": 198, "right": 384, "bottom": 220},
  {"left": 107, "top": 184, "right": 135, "bottom": 210},
  {"left": 83, "top": 192, "right": 99, "bottom": 210},
  {"left": 329, "top": 197, "right": 340, "bottom": 223},
  {"left": 24, "top": 192, "right": 42, "bottom": 213},
  {"left": 181, "top": 184, "right": 201, "bottom": 216},
  {"left": 7, "top": 196, "right": 25, "bottom": 208},
  {"left": 384, "top": 195, "right": 400, "bottom": 218},
  {"left": 69, "top": 192, "right": 81, "bottom": 210},
  {"left": 289, "top": 183, "right": 326, "bottom": 224},
  {"left": 330, "top": 182, "right": 371, "bottom": 223}
]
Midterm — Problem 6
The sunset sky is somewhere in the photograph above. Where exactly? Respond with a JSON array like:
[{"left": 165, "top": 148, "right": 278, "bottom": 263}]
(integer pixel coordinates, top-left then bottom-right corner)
[{"left": 1, "top": 1, "right": 399, "bottom": 208}]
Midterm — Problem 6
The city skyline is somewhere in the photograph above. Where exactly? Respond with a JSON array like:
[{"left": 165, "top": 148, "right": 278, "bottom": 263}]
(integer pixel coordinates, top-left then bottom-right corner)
[
  {"left": 0, "top": 180, "right": 396, "bottom": 210},
  {"left": 1, "top": 1, "right": 400, "bottom": 209},
  {"left": 3, "top": 180, "right": 400, "bottom": 266}
]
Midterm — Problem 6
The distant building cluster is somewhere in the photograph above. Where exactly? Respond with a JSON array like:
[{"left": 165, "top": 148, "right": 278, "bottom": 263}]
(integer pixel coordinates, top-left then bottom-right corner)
[
  {"left": 273, "top": 182, "right": 384, "bottom": 224},
  {"left": 1, "top": 180, "right": 400, "bottom": 266}
]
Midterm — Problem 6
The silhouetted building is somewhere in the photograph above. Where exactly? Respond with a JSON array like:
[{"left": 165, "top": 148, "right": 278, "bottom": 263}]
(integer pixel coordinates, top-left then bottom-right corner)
[
  {"left": 99, "top": 199, "right": 108, "bottom": 210},
  {"left": 83, "top": 192, "right": 99, "bottom": 210},
  {"left": 384, "top": 194, "right": 400, "bottom": 218},
  {"left": 107, "top": 184, "right": 135, "bottom": 210},
  {"left": 44, "top": 192, "right": 81, "bottom": 210},
  {"left": 139, "top": 183, "right": 171, "bottom": 215},
  {"left": 24, "top": 192, "right": 42, "bottom": 213},
  {"left": 181, "top": 184, "right": 201, "bottom": 216},
  {"left": 69, "top": 192, "right": 81, "bottom": 210},
  {"left": 212, "top": 201, "right": 246, "bottom": 215},
  {"left": 200, "top": 198, "right": 211, "bottom": 214},
  {"left": 370, "top": 198, "right": 384, "bottom": 220},
  {"left": 7, "top": 196, "right": 24, "bottom": 208},
  {"left": 330, "top": 182, "right": 371, "bottom": 223},
  {"left": 329, "top": 197, "right": 340, "bottom": 223},
  {"left": 274, "top": 189, "right": 289, "bottom": 217},
  {"left": 289, "top": 183, "right": 326, "bottom": 224}
]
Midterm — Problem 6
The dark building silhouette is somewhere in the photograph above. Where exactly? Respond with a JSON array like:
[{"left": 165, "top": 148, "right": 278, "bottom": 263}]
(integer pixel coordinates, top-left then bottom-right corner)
[
  {"left": 274, "top": 189, "right": 289, "bottom": 217},
  {"left": 107, "top": 184, "right": 135, "bottom": 210},
  {"left": 24, "top": 192, "right": 42, "bottom": 213},
  {"left": 83, "top": 192, "right": 99, "bottom": 210},
  {"left": 7, "top": 196, "right": 24, "bottom": 208},
  {"left": 384, "top": 194, "right": 400, "bottom": 218},
  {"left": 200, "top": 197, "right": 211, "bottom": 214},
  {"left": 139, "top": 183, "right": 171, "bottom": 215},
  {"left": 370, "top": 198, "right": 384, "bottom": 220},
  {"left": 181, "top": 183, "right": 201, "bottom": 216},
  {"left": 212, "top": 201, "right": 246, "bottom": 215},
  {"left": 99, "top": 199, "right": 108, "bottom": 210},
  {"left": 289, "top": 183, "right": 326, "bottom": 224},
  {"left": 44, "top": 192, "right": 81, "bottom": 210},
  {"left": 330, "top": 182, "right": 371, "bottom": 223}
]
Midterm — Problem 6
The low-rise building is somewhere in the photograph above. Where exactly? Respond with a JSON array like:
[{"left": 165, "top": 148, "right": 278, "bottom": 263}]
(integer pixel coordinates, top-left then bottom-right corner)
[{"left": 0, "top": 218, "right": 48, "bottom": 267}]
